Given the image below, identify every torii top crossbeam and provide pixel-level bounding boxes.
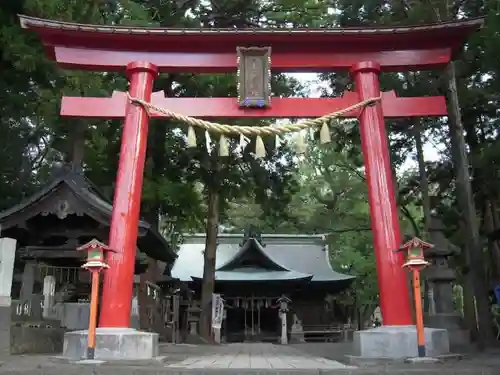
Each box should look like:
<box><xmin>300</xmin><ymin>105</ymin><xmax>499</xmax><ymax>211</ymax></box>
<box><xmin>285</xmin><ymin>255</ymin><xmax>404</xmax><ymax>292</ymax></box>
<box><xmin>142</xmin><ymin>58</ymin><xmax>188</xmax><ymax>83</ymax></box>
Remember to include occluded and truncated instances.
<box><xmin>19</xmin><ymin>15</ymin><xmax>483</xmax><ymax>73</ymax></box>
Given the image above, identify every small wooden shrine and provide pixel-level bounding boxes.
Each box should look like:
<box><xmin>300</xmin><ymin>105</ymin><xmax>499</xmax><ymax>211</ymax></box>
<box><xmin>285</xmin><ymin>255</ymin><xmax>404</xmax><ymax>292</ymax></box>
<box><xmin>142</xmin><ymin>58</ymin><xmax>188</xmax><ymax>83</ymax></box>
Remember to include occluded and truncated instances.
<box><xmin>0</xmin><ymin>165</ymin><xmax>177</xmax><ymax>304</ymax></box>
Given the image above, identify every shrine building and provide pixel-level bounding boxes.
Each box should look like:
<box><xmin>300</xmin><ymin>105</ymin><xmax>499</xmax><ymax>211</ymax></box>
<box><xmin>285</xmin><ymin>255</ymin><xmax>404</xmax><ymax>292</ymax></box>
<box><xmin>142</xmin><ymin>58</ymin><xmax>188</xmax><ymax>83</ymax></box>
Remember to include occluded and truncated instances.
<box><xmin>0</xmin><ymin>166</ymin><xmax>177</xmax><ymax>347</ymax></box>
<box><xmin>172</xmin><ymin>231</ymin><xmax>354</xmax><ymax>342</ymax></box>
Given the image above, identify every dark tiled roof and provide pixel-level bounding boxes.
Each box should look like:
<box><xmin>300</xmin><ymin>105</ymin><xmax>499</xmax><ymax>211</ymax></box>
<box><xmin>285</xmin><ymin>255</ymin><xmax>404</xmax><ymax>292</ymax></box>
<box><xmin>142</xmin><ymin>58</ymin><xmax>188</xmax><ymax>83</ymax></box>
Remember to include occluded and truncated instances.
<box><xmin>0</xmin><ymin>170</ymin><xmax>176</xmax><ymax>263</ymax></box>
<box><xmin>171</xmin><ymin>234</ymin><xmax>354</xmax><ymax>284</ymax></box>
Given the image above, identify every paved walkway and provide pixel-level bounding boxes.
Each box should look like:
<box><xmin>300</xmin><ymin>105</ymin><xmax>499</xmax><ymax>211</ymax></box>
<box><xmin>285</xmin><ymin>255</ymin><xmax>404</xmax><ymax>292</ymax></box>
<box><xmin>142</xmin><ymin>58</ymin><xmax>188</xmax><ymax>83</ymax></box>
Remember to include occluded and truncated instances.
<box><xmin>0</xmin><ymin>342</ymin><xmax>499</xmax><ymax>374</ymax></box>
<box><xmin>163</xmin><ymin>343</ymin><xmax>351</xmax><ymax>370</ymax></box>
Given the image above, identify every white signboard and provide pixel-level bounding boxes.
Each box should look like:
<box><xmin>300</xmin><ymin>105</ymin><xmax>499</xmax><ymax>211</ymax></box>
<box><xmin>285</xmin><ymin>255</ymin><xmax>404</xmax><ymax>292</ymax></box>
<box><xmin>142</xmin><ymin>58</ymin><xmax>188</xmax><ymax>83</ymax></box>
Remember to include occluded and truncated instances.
<box><xmin>212</xmin><ymin>293</ymin><xmax>224</xmax><ymax>329</ymax></box>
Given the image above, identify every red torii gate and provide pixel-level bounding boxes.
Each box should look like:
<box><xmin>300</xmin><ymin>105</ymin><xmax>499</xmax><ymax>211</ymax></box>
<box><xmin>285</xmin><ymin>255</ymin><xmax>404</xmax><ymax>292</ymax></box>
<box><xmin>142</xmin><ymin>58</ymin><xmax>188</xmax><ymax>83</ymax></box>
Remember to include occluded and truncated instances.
<box><xmin>20</xmin><ymin>16</ymin><xmax>482</xmax><ymax>330</ymax></box>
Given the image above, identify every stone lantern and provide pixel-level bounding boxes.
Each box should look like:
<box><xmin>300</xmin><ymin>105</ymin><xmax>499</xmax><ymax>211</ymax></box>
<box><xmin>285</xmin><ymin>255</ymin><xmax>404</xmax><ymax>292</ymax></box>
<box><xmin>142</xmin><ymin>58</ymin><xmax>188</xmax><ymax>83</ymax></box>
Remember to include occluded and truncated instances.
<box><xmin>186</xmin><ymin>301</ymin><xmax>202</xmax><ymax>341</ymax></box>
<box><xmin>424</xmin><ymin>216</ymin><xmax>468</xmax><ymax>346</ymax></box>
<box><xmin>277</xmin><ymin>295</ymin><xmax>291</xmax><ymax>344</ymax></box>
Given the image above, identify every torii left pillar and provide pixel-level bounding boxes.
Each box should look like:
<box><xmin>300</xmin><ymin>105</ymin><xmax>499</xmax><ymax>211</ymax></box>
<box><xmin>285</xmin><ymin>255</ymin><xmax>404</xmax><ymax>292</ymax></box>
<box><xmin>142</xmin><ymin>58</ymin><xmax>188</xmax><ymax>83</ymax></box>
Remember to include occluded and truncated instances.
<box><xmin>64</xmin><ymin>62</ymin><xmax>161</xmax><ymax>361</ymax></box>
<box><xmin>99</xmin><ymin>62</ymin><xmax>157</xmax><ymax>328</ymax></box>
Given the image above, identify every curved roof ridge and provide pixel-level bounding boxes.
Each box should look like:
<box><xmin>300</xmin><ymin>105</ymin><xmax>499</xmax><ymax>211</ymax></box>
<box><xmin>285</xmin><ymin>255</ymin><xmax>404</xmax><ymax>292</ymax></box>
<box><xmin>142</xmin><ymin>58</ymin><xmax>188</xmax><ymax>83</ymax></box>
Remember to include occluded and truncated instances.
<box><xmin>216</xmin><ymin>237</ymin><xmax>291</xmax><ymax>272</ymax></box>
<box><xmin>192</xmin><ymin>268</ymin><xmax>314</xmax><ymax>282</ymax></box>
<box><xmin>322</xmin><ymin>242</ymin><xmax>352</xmax><ymax>278</ymax></box>
<box><xmin>262</xmin><ymin>241</ymin><xmax>354</xmax><ymax>282</ymax></box>
<box><xmin>0</xmin><ymin>175</ymin><xmax>65</xmax><ymax>221</ymax></box>
<box><xmin>315</xmin><ymin>248</ymin><xmax>355</xmax><ymax>281</ymax></box>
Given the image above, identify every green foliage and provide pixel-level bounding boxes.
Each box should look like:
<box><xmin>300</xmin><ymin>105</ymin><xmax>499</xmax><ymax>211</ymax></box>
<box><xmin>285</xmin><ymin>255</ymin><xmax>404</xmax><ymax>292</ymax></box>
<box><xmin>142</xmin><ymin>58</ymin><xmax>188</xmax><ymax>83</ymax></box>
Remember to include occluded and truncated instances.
<box><xmin>0</xmin><ymin>0</ymin><xmax>304</xmax><ymax>239</ymax></box>
<box><xmin>224</xmin><ymin>139</ymin><xmax>380</xmax><ymax>321</ymax></box>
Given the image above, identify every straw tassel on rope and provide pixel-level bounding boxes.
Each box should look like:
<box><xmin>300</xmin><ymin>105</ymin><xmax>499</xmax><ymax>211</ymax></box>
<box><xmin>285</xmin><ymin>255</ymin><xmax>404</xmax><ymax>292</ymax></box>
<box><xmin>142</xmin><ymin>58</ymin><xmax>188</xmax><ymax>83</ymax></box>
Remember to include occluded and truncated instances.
<box><xmin>255</xmin><ymin>136</ymin><xmax>266</xmax><ymax>158</ymax></box>
<box><xmin>205</xmin><ymin>130</ymin><xmax>212</xmax><ymax>152</ymax></box>
<box><xmin>187</xmin><ymin>126</ymin><xmax>197</xmax><ymax>148</ymax></box>
<box><xmin>319</xmin><ymin>122</ymin><xmax>331</xmax><ymax>144</ymax></box>
<box><xmin>238</xmin><ymin>134</ymin><xmax>249</xmax><ymax>152</ymax></box>
<box><xmin>295</xmin><ymin>132</ymin><xmax>307</xmax><ymax>155</ymax></box>
<box><xmin>219</xmin><ymin>135</ymin><xmax>229</xmax><ymax>157</ymax></box>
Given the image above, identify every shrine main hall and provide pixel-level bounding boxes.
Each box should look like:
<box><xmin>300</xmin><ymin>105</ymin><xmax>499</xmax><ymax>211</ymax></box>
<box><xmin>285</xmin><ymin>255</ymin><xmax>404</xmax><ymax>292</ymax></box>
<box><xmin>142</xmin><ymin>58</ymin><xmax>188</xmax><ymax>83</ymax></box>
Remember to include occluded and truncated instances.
<box><xmin>172</xmin><ymin>232</ymin><xmax>354</xmax><ymax>343</ymax></box>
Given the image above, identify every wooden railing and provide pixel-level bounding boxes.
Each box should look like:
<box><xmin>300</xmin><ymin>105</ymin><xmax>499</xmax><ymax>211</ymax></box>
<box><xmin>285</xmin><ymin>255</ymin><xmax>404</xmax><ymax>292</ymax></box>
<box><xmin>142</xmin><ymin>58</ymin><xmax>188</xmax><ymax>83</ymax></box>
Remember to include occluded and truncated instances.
<box><xmin>35</xmin><ymin>265</ymin><xmax>84</xmax><ymax>285</ymax></box>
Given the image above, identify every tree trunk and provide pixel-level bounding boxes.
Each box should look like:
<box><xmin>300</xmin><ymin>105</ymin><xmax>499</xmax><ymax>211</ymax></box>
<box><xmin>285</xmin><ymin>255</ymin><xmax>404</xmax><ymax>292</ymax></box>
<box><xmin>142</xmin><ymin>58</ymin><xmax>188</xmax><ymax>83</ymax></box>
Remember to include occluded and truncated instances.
<box><xmin>199</xmin><ymin>187</ymin><xmax>220</xmax><ymax>341</ymax></box>
<box><xmin>492</xmin><ymin>200</ymin><xmax>500</xmax><ymax>232</ymax></box>
<box><xmin>391</xmin><ymin>165</ymin><xmax>416</xmax><ymax>322</ymax></box>
<box><xmin>491</xmin><ymin>200</ymin><xmax>500</xmax><ymax>279</ymax></box>
<box><xmin>413</xmin><ymin>122</ymin><xmax>432</xmax><ymax>230</ymax></box>
<box><xmin>137</xmin><ymin>76</ymin><xmax>174</xmax><ymax>331</ymax></box>
<box><xmin>461</xmin><ymin>273</ymin><xmax>478</xmax><ymax>340</ymax></box>
<box><xmin>445</xmin><ymin>62</ymin><xmax>493</xmax><ymax>348</ymax></box>
<box><xmin>413</xmin><ymin>121</ymin><xmax>433</xmax><ymax>312</ymax></box>
<box><xmin>69</xmin><ymin>121</ymin><xmax>85</xmax><ymax>171</ymax></box>
<box><xmin>484</xmin><ymin>200</ymin><xmax>500</xmax><ymax>281</ymax></box>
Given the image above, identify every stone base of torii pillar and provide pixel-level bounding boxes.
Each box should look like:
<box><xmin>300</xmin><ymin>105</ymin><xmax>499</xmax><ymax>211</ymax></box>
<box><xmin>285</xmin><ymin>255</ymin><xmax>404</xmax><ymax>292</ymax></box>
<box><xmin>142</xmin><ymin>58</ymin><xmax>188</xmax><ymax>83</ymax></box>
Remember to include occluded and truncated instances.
<box><xmin>349</xmin><ymin>325</ymin><xmax>450</xmax><ymax>360</ymax></box>
<box><xmin>63</xmin><ymin>328</ymin><xmax>158</xmax><ymax>360</ymax></box>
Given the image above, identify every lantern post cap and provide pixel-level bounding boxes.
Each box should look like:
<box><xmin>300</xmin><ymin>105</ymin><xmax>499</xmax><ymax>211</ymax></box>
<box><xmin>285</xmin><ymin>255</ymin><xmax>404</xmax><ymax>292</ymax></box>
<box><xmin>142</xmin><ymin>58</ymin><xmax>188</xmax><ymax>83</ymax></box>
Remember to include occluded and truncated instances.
<box><xmin>76</xmin><ymin>238</ymin><xmax>115</xmax><ymax>253</ymax></box>
<box><xmin>277</xmin><ymin>295</ymin><xmax>291</xmax><ymax>303</ymax></box>
<box><xmin>394</xmin><ymin>237</ymin><xmax>434</xmax><ymax>253</ymax></box>
<box><xmin>395</xmin><ymin>237</ymin><xmax>432</xmax><ymax>270</ymax></box>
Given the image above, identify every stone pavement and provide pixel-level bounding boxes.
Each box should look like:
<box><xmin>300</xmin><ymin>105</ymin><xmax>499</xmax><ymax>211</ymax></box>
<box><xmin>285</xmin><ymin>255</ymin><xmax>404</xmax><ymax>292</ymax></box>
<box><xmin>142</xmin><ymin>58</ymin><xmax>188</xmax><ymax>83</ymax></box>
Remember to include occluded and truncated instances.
<box><xmin>0</xmin><ymin>342</ymin><xmax>498</xmax><ymax>375</ymax></box>
<box><xmin>163</xmin><ymin>343</ymin><xmax>351</xmax><ymax>370</ymax></box>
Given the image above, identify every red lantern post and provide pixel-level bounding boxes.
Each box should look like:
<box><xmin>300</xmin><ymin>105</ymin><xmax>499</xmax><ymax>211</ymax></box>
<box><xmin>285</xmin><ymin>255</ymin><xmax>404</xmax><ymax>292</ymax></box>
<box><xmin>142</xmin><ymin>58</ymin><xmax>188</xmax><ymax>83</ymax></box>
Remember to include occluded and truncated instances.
<box><xmin>77</xmin><ymin>239</ymin><xmax>114</xmax><ymax>360</ymax></box>
<box><xmin>396</xmin><ymin>237</ymin><xmax>432</xmax><ymax>357</ymax></box>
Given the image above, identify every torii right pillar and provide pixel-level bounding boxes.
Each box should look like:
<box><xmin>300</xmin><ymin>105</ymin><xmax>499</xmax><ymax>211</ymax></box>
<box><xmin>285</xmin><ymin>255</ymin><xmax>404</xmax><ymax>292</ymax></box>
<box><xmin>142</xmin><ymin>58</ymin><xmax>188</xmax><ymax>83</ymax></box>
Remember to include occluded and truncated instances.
<box><xmin>349</xmin><ymin>62</ymin><xmax>450</xmax><ymax>361</ymax></box>
<box><xmin>351</xmin><ymin>61</ymin><xmax>413</xmax><ymax>326</ymax></box>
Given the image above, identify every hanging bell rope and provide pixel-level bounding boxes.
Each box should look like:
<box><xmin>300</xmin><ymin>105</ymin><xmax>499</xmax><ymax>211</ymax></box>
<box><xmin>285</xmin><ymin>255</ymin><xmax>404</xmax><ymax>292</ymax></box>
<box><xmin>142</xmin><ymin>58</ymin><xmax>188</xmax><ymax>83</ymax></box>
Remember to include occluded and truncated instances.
<box><xmin>127</xmin><ymin>93</ymin><xmax>381</xmax><ymax>156</ymax></box>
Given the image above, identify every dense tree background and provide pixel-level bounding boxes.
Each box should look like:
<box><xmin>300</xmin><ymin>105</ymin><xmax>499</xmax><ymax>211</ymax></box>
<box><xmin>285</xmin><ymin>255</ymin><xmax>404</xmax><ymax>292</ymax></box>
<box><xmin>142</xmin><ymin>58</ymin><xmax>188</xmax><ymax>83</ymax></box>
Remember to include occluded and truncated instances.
<box><xmin>1</xmin><ymin>0</ymin><xmax>499</xmax><ymax>345</ymax></box>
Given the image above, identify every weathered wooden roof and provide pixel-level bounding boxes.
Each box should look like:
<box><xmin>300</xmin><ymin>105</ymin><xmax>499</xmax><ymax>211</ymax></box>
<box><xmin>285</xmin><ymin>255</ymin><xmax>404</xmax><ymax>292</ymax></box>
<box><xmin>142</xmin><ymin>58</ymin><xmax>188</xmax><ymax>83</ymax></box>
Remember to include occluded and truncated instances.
<box><xmin>19</xmin><ymin>15</ymin><xmax>482</xmax><ymax>39</ymax></box>
<box><xmin>19</xmin><ymin>15</ymin><xmax>483</xmax><ymax>55</ymax></box>
<box><xmin>18</xmin><ymin>15</ymin><xmax>483</xmax><ymax>72</ymax></box>
<box><xmin>0</xmin><ymin>169</ymin><xmax>176</xmax><ymax>263</ymax></box>
<box><xmin>172</xmin><ymin>234</ymin><xmax>354</xmax><ymax>288</ymax></box>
